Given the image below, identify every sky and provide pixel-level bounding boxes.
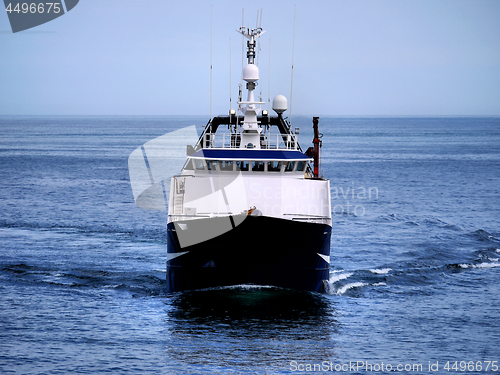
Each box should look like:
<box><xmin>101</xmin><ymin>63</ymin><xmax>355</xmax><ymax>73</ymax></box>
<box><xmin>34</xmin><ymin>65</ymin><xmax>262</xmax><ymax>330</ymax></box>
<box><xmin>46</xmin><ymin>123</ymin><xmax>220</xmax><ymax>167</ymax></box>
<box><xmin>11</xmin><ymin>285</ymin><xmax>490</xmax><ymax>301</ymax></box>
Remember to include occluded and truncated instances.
<box><xmin>0</xmin><ymin>0</ymin><xmax>499</xmax><ymax>116</ymax></box>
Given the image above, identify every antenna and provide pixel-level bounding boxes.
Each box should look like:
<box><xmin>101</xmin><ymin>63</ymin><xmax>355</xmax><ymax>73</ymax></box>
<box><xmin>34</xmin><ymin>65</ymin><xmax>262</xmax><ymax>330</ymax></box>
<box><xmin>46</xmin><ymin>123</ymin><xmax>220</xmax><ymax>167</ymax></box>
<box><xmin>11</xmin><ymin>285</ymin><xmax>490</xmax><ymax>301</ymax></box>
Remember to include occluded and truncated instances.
<box><xmin>241</xmin><ymin>9</ymin><xmax>245</xmax><ymax>75</ymax></box>
<box><xmin>210</xmin><ymin>5</ymin><xmax>213</xmax><ymax>130</ymax></box>
<box><xmin>257</xmin><ymin>9</ymin><xmax>263</xmax><ymax>102</ymax></box>
<box><xmin>229</xmin><ymin>38</ymin><xmax>232</xmax><ymax>118</ymax></box>
<box><xmin>290</xmin><ymin>5</ymin><xmax>296</xmax><ymax>126</ymax></box>
<box><xmin>255</xmin><ymin>9</ymin><xmax>263</xmax><ymax>65</ymax></box>
<box><xmin>268</xmin><ymin>38</ymin><xmax>271</xmax><ymax>113</ymax></box>
<box><xmin>238</xmin><ymin>8</ymin><xmax>244</xmax><ymax>125</ymax></box>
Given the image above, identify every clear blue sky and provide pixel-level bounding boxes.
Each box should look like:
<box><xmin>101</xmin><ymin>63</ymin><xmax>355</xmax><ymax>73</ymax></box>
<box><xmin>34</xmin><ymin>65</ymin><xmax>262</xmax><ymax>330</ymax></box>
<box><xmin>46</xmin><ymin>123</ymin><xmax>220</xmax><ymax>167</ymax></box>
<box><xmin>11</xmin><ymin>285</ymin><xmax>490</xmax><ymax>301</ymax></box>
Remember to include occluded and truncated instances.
<box><xmin>1</xmin><ymin>0</ymin><xmax>499</xmax><ymax>116</ymax></box>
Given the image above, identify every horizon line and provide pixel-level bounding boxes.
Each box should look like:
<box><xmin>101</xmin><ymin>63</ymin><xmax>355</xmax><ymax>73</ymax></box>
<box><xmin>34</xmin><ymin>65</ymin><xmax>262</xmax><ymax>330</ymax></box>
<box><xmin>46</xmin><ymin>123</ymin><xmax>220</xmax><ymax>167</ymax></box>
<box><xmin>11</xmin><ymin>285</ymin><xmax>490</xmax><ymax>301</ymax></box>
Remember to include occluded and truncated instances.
<box><xmin>1</xmin><ymin>114</ymin><xmax>500</xmax><ymax>118</ymax></box>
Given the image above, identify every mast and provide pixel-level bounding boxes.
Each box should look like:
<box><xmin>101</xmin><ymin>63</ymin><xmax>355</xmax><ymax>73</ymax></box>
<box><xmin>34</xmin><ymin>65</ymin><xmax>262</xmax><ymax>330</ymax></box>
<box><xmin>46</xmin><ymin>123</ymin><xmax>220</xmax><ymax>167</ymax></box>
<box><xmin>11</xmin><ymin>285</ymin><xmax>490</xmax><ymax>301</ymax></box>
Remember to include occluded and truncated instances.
<box><xmin>236</xmin><ymin>26</ymin><xmax>266</xmax><ymax>149</ymax></box>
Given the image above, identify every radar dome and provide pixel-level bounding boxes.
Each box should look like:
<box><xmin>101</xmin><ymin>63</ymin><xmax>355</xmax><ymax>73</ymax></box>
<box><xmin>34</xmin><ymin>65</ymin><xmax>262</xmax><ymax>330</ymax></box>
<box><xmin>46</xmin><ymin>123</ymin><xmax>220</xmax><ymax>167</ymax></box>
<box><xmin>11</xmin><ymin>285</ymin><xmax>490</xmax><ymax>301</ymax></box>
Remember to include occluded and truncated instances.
<box><xmin>272</xmin><ymin>95</ymin><xmax>288</xmax><ymax>114</ymax></box>
<box><xmin>243</xmin><ymin>64</ymin><xmax>259</xmax><ymax>82</ymax></box>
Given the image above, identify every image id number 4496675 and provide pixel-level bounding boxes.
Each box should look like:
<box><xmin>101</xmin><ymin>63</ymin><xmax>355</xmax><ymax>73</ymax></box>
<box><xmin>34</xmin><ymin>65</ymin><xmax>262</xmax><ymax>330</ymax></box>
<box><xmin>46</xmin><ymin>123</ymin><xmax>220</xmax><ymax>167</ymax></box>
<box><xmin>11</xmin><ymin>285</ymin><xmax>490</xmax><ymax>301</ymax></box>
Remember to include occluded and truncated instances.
<box><xmin>444</xmin><ymin>361</ymin><xmax>498</xmax><ymax>372</ymax></box>
<box><xmin>5</xmin><ymin>2</ymin><xmax>61</xmax><ymax>13</ymax></box>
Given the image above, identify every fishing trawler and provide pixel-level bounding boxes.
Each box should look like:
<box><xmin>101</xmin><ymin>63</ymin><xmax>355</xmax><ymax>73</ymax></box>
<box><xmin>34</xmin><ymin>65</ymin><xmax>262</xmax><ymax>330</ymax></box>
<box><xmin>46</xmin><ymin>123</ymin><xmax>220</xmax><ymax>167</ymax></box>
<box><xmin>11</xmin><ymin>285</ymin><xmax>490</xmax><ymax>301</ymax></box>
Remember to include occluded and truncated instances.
<box><xmin>129</xmin><ymin>25</ymin><xmax>332</xmax><ymax>293</ymax></box>
<box><xmin>165</xmin><ymin>25</ymin><xmax>331</xmax><ymax>293</ymax></box>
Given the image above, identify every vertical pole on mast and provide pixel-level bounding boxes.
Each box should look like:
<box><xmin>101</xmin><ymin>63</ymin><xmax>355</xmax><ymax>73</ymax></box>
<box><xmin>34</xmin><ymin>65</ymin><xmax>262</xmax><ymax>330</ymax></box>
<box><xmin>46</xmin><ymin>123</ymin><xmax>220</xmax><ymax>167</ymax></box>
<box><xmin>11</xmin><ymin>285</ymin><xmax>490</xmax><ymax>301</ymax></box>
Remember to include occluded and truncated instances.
<box><xmin>268</xmin><ymin>38</ymin><xmax>271</xmax><ymax>114</ymax></box>
<box><xmin>290</xmin><ymin>5</ymin><xmax>296</xmax><ymax>127</ymax></box>
<box><xmin>209</xmin><ymin>5</ymin><xmax>213</xmax><ymax>133</ymax></box>
<box><xmin>229</xmin><ymin>38</ymin><xmax>232</xmax><ymax>121</ymax></box>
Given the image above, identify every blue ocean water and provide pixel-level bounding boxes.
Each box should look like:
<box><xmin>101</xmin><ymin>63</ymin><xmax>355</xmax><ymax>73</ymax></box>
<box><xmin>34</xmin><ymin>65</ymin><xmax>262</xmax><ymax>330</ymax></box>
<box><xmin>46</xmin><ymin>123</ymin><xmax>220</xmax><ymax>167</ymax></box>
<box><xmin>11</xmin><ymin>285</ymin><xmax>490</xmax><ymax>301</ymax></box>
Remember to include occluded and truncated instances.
<box><xmin>1</xmin><ymin>116</ymin><xmax>499</xmax><ymax>374</ymax></box>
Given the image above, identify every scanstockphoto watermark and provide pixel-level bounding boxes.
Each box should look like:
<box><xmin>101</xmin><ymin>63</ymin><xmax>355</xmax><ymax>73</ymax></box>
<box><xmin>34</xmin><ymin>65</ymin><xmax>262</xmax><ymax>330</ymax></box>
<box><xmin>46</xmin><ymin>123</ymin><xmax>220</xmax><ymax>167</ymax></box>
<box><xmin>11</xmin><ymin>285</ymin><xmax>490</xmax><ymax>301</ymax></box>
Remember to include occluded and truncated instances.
<box><xmin>290</xmin><ymin>361</ymin><xmax>425</xmax><ymax>372</ymax></box>
<box><xmin>290</xmin><ymin>360</ymin><xmax>499</xmax><ymax>373</ymax></box>
<box><xmin>331</xmin><ymin>184</ymin><xmax>379</xmax><ymax>217</ymax></box>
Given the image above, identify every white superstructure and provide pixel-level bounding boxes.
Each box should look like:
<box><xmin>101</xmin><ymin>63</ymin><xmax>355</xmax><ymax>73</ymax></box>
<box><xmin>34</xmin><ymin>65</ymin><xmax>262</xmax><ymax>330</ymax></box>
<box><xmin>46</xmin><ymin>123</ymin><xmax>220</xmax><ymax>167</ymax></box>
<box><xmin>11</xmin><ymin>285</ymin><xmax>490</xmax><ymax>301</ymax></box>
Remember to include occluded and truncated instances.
<box><xmin>167</xmin><ymin>26</ymin><xmax>331</xmax><ymax>235</ymax></box>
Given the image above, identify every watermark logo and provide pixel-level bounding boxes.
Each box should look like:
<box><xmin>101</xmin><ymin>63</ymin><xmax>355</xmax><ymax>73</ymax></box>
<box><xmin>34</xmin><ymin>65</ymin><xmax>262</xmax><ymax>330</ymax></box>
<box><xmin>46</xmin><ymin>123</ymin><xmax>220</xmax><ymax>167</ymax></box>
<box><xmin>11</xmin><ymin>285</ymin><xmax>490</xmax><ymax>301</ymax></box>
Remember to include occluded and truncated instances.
<box><xmin>331</xmin><ymin>184</ymin><xmax>379</xmax><ymax>217</ymax></box>
<box><xmin>4</xmin><ymin>0</ymin><xmax>79</xmax><ymax>33</ymax></box>
<box><xmin>128</xmin><ymin>126</ymin><xmax>250</xmax><ymax>249</ymax></box>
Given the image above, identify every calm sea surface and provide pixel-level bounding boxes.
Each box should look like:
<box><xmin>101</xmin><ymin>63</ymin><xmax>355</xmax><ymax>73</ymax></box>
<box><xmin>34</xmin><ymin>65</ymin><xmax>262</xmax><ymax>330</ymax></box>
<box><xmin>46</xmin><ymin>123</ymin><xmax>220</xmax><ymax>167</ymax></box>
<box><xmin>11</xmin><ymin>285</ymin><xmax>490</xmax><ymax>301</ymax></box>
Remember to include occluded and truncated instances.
<box><xmin>1</xmin><ymin>116</ymin><xmax>499</xmax><ymax>374</ymax></box>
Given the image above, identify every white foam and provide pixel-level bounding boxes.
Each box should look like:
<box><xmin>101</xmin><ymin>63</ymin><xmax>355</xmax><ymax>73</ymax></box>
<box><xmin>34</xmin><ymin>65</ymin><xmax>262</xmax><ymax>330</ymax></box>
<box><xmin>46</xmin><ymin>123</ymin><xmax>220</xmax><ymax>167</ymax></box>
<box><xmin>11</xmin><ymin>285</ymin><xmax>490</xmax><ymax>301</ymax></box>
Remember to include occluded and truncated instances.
<box><xmin>336</xmin><ymin>282</ymin><xmax>367</xmax><ymax>295</ymax></box>
<box><xmin>369</xmin><ymin>268</ymin><xmax>392</xmax><ymax>275</ymax></box>
<box><xmin>372</xmin><ymin>282</ymin><xmax>387</xmax><ymax>286</ymax></box>
<box><xmin>329</xmin><ymin>272</ymin><xmax>353</xmax><ymax>284</ymax></box>
<box><xmin>323</xmin><ymin>273</ymin><xmax>353</xmax><ymax>295</ymax></box>
<box><xmin>473</xmin><ymin>262</ymin><xmax>500</xmax><ymax>269</ymax></box>
<box><xmin>460</xmin><ymin>262</ymin><xmax>500</xmax><ymax>269</ymax></box>
<box><xmin>496</xmin><ymin>249</ymin><xmax>500</xmax><ymax>253</ymax></box>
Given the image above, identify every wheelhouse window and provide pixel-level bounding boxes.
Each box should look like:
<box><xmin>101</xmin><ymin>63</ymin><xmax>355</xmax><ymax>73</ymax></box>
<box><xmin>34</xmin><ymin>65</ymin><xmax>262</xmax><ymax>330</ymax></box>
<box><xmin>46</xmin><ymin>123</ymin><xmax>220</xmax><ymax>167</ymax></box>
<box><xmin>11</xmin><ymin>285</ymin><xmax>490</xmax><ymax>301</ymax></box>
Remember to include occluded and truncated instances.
<box><xmin>195</xmin><ymin>159</ymin><xmax>205</xmax><ymax>170</ymax></box>
<box><xmin>296</xmin><ymin>161</ymin><xmax>306</xmax><ymax>172</ymax></box>
<box><xmin>252</xmin><ymin>161</ymin><xmax>265</xmax><ymax>172</ymax></box>
<box><xmin>284</xmin><ymin>161</ymin><xmax>295</xmax><ymax>172</ymax></box>
<box><xmin>220</xmin><ymin>160</ymin><xmax>234</xmax><ymax>171</ymax></box>
<box><xmin>206</xmin><ymin>160</ymin><xmax>218</xmax><ymax>171</ymax></box>
<box><xmin>267</xmin><ymin>161</ymin><xmax>282</xmax><ymax>172</ymax></box>
<box><xmin>236</xmin><ymin>161</ymin><xmax>249</xmax><ymax>171</ymax></box>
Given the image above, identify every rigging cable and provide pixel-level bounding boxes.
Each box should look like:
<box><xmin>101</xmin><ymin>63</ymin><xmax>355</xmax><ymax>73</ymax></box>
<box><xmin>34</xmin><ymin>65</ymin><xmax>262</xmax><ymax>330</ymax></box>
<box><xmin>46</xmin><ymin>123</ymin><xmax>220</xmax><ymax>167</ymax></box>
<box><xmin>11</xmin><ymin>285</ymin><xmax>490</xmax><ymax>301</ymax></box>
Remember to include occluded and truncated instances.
<box><xmin>209</xmin><ymin>5</ymin><xmax>213</xmax><ymax>132</ymax></box>
<box><xmin>257</xmin><ymin>9</ymin><xmax>263</xmax><ymax>103</ymax></box>
<box><xmin>268</xmin><ymin>38</ymin><xmax>271</xmax><ymax>114</ymax></box>
<box><xmin>237</xmin><ymin>8</ymin><xmax>244</xmax><ymax>128</ymax></box>
<box><xmin>229</xmin><ymin>37</ymin><xmax>232</xmax><ymax>127</ymax></box>
<box><xmin>289</xmin><ymin>5</ymin><xmax>296</xmax><ymax>127</ymax></box>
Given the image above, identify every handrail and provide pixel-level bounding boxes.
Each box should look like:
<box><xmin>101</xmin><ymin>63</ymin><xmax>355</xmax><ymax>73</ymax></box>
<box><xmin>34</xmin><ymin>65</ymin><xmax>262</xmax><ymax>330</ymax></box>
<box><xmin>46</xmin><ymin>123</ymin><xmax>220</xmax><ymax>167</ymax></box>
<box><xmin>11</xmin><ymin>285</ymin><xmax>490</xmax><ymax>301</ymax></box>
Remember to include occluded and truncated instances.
<box><xmin>202</xmin><ymin>132</ymin><xmax>298</xmax><ymax>150</ymax></box>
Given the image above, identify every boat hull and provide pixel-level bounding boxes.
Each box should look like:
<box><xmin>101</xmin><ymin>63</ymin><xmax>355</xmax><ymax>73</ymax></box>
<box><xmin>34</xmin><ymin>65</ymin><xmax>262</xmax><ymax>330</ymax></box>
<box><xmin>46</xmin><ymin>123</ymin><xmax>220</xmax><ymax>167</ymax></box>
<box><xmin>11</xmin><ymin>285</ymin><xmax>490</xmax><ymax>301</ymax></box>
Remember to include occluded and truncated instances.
<box><xmin>166</xmin><ymin>215</ymin><xmax>331</xmax><ymax>293</ymax></box>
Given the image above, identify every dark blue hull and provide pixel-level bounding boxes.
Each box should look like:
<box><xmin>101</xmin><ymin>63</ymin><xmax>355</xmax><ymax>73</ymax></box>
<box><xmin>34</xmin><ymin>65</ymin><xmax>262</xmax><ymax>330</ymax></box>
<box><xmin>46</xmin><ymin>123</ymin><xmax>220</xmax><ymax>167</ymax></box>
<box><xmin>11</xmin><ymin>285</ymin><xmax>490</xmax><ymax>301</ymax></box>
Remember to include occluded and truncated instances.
<box><xmin>166</xmin><ymin>215</ymin><xmax>331</xmax><ymax>293</ymax></box>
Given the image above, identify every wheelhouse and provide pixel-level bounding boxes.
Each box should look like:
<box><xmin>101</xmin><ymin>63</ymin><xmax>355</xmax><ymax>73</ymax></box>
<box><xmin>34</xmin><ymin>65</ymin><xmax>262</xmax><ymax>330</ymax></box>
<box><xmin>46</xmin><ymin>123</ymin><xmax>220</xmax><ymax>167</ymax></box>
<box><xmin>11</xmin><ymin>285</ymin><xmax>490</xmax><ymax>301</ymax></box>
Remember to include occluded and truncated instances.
<box><xmin>183</xmin><ymin>114</ymin><xmax>316</xmax><ymax>177</ymax></box>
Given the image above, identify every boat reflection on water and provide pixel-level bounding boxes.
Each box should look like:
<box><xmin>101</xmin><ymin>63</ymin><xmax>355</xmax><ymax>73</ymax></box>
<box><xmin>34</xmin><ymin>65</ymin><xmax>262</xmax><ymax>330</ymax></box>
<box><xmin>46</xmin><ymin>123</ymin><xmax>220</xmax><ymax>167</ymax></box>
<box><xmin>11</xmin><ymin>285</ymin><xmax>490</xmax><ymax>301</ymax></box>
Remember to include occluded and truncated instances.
<box><xmin>163</xmin><ymin>287</ymin><xmax>339</xmax><ymax>372</ymax></box>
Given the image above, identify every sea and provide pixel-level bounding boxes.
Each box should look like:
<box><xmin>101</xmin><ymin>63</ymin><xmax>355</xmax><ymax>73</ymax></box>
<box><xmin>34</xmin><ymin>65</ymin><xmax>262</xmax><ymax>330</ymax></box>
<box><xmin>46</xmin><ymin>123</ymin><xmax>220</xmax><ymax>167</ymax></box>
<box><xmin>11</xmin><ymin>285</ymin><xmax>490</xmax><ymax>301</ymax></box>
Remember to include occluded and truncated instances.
<box><xmin>1</xmin><ymin>116</ymin><xmax>499</xmax><ymax>374</ymax></box>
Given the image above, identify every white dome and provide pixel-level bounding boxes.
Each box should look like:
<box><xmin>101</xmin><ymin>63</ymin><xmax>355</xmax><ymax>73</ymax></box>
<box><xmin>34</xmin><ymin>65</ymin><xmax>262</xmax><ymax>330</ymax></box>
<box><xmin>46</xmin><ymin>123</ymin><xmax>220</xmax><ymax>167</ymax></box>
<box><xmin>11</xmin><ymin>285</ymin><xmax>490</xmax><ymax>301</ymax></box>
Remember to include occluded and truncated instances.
<box><xmin>272</xmin><ymin>95</ymin><xmax>288</xmax><ymax>114</ymax></box>
<box><xmin>243</xmin><ymin>64</ymin><xmax>259</xmax><ymax>82</ymax></box>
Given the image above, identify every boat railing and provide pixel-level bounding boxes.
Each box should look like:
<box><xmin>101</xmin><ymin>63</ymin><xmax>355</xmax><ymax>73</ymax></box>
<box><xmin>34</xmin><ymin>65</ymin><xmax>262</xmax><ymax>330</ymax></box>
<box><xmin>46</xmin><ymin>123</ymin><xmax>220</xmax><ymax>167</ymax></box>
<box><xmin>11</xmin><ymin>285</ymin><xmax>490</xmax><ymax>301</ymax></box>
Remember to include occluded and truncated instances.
<box><xmin>202</xmin><ymin>132</ymin><xmax>299</xmax><ymax>150</ymax></box>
